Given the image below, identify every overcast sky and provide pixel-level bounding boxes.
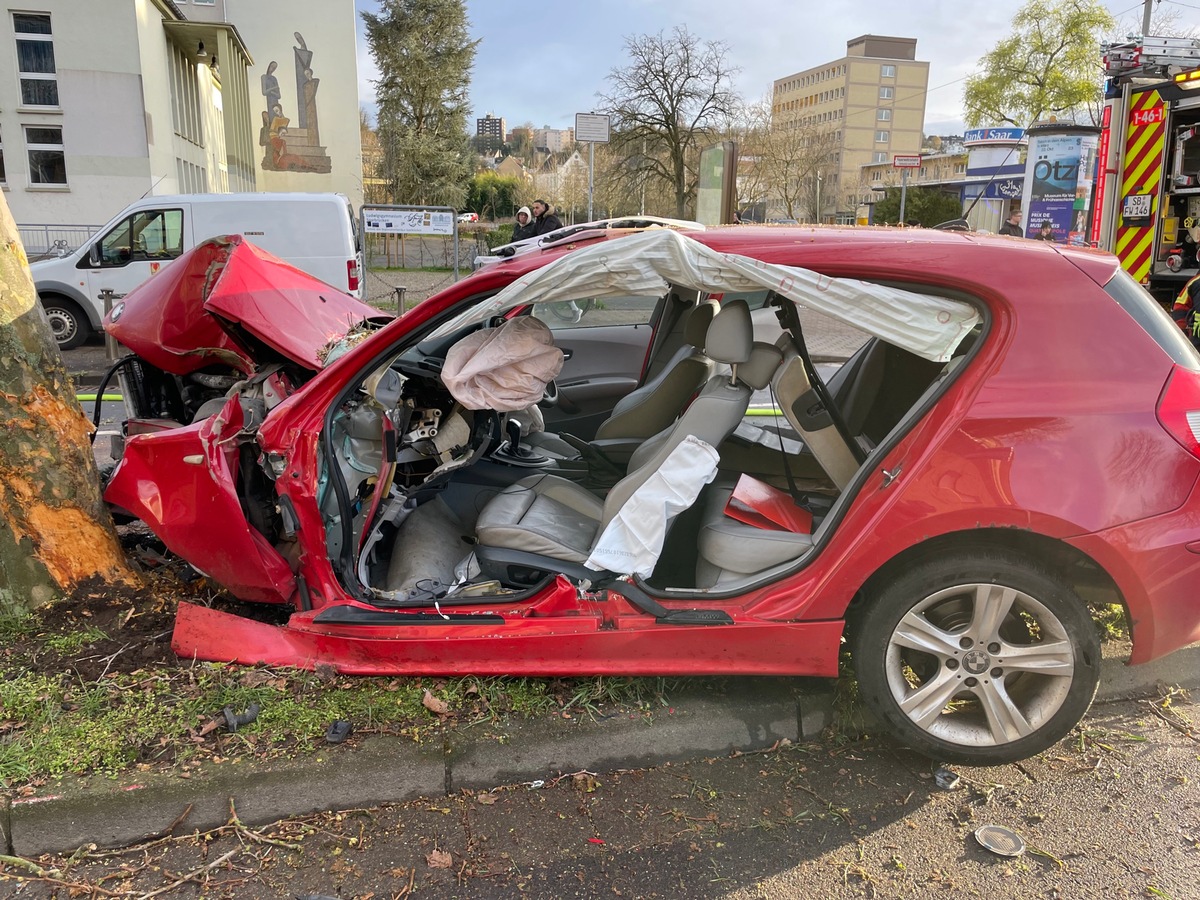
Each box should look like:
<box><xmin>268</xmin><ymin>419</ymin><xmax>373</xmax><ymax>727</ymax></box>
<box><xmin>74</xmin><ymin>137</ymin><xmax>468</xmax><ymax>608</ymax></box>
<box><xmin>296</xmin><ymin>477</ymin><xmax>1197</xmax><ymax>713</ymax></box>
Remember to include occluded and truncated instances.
<box><xmin>353</xmin><ymin>0</ymin><xmax>1162</xmax><ymax>135</ymax></box>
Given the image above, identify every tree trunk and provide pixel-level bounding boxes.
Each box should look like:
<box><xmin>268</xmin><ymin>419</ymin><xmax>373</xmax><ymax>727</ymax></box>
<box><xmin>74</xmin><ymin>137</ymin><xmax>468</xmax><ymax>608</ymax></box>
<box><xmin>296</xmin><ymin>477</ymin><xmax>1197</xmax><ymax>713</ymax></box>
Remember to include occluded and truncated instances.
<box><xmin>0</xmin><ymin>193</ymin><xmax>134</xmax><ymax>614</ymax></box>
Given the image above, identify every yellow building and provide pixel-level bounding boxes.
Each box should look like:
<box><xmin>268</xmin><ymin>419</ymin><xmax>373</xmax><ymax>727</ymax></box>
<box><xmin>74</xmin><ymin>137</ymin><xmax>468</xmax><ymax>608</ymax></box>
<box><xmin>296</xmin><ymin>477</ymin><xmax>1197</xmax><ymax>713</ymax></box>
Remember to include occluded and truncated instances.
<box><xmin>772</xmin><ymin>35</ymin><xmax>928</xmax><ymax>222</ymax></box>
<box><xmin>861</xmin><ymin>151</ymin><xmax>967</xmax><ymax>191</ymax></box>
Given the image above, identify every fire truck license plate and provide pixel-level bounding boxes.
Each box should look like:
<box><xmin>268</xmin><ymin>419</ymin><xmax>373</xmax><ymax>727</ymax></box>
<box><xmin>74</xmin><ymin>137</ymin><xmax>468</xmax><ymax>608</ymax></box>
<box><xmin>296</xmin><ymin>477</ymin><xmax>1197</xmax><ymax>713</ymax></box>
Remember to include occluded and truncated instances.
<box><xmin>1123</xmin><ymin>194</ymin><xmax>1153</xmax><ymax>218</ymax></box>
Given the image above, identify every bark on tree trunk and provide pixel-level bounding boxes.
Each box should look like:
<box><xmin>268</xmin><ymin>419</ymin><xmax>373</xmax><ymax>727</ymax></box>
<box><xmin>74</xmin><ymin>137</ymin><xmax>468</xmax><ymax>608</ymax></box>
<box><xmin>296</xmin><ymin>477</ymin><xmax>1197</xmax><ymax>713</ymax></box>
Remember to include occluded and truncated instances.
<box><xmin>0</xmin><ymin>193</ymin><xmax>134</xmax><ymax>614</ymax></box>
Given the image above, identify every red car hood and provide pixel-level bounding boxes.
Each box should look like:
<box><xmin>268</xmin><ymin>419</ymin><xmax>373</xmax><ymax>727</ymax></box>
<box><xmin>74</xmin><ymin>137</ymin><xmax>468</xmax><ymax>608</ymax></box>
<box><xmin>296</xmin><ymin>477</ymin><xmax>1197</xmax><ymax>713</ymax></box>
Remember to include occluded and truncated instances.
<box><xmin>104</xmin><ymin>235</ymin><xmax>384</xmax><ymax>375</ymax></box>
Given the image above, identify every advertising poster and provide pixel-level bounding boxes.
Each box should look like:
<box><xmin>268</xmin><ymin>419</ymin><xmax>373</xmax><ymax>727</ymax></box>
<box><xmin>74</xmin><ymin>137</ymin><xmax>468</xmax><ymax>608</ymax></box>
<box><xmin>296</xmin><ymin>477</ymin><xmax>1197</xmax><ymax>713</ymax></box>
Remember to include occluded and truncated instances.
<box><xmin>1021</xmin><ymin>129</ymin><xmax>1099</xmax><ymax>244</ymax></box>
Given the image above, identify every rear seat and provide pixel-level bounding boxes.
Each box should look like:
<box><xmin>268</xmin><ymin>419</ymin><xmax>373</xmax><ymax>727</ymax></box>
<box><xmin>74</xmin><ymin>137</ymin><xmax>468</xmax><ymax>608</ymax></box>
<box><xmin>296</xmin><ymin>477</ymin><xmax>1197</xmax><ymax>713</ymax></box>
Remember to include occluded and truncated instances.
<box><xmin>695</xmin><ymin>484</ymin><xmax>814</xmax><ymax>589</ymax></box>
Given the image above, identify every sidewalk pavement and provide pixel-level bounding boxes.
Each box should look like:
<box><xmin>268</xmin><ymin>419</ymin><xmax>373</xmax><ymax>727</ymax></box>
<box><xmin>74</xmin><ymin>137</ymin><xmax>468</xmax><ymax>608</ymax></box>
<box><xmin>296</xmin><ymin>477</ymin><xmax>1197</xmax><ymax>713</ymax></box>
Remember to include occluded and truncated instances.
<box><xmin>3</xmin><ymin>641</ymin><xmax>1196</xmax><ymax>858</ymax></box>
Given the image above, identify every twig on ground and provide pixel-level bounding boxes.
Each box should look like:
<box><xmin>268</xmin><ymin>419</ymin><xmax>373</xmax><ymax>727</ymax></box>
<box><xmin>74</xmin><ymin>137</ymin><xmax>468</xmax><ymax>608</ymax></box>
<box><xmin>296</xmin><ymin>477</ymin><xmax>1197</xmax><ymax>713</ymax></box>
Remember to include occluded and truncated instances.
<box><xmin>136</xmin><ymin>846</ymin><xmax>239</xmax><ymax>899</ymax></box>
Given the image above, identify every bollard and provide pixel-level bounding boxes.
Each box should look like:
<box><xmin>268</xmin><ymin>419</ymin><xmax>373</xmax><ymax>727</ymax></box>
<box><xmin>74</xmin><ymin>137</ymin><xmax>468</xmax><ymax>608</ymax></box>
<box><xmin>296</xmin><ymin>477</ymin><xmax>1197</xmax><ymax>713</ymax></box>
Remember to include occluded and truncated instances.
<box><xmin>98</xmin><ymin>289</ymin><xmax>126</xmax><ymax>361</ymax></box>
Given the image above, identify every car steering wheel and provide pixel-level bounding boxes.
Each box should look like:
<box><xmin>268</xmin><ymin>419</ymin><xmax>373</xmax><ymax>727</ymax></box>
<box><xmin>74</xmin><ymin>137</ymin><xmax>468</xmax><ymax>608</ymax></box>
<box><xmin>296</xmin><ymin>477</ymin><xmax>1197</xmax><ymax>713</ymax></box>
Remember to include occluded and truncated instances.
<box><xmin>539</xmin><ymin>379</ymin><xmax>560</xmax><ymax>408</ymax></box>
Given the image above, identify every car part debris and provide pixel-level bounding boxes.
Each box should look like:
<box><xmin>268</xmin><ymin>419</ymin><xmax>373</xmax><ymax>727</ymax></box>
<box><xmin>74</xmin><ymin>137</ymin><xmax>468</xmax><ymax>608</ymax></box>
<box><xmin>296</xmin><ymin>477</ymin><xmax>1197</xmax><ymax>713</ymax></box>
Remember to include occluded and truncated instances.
<box><xmin>974</xmin><ymin>824</ymin><xmax>1026</xmax><ymax>857</ymax></box>
<box><xmin>933</xmin><ymin>765</ymin><xmax>961</xmax><ymax>790</ymax></box>
<box><xmin>222</xmin><ymin>702</ymin><xmax>262</xmax><ymax>733</ymax></box>
<box><xmin>325</xmin><ymin>720</ymin><xmax>353</xmax><ymax>744</ymax></box>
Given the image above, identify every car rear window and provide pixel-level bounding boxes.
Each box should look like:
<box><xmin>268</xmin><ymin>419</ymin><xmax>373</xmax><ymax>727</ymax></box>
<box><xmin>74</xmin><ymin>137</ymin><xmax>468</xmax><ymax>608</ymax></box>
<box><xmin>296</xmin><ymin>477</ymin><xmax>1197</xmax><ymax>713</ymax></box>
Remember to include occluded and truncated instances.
<box><xmin>1104</xmin><ymin>269</ymin><xmax>1200</xmax><ymax>369</ymax></box>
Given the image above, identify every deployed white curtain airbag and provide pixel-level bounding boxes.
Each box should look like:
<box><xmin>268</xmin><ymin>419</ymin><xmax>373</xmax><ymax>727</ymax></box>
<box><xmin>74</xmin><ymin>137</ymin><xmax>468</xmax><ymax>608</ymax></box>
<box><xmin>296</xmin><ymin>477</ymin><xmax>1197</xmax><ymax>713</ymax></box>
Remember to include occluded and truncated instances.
<box><xmin>438</xmin><ymin>230</ymin><xmax>980</xmax><ymax>362</ymax></box>
<box><xmin>585</xmin><ymin>435</ymin><xmax>720</xmax><ymax>577</ymax></box>
<box><xmin>441</xmin><ymin>316</ymin><xmax>564</xmax><ymax>411</ymax></box>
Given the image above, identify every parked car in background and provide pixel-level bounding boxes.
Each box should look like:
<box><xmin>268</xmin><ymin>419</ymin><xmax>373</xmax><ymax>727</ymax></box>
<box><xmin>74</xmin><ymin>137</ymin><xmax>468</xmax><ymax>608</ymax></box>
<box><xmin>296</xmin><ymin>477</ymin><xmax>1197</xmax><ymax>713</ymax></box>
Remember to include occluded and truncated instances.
<box><xmin>457</xmin><ymin>212</ymin><xmax>479</xmax><ymax>223</ymax></box>
<box><xmin>29</xmin><ymin>192</ymin><xmax>363</xmax><ymax>349</ymax></box>
<box><xmin>103</xmin><ymin>224</ymin><xmax>1200</xmax><ymax>766</ymax></box>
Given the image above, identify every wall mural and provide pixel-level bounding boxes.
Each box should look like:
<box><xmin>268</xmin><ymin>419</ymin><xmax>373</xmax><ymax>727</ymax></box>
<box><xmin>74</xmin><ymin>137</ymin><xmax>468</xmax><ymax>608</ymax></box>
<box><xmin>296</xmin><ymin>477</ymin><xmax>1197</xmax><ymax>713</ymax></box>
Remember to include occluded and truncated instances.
<box><xmin>258</xmin><ymin>32</ymin><xmax>331</xmax><ymax>174</ymax></box>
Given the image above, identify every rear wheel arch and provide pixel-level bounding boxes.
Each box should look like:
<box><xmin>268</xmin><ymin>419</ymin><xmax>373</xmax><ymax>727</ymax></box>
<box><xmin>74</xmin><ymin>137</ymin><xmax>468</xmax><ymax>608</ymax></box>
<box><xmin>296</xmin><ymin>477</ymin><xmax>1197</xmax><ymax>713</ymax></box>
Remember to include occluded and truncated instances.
<box><xmin>847</xmin><ymin>529</ymin><xmax>1129</xmax><ymax>648</ymax></box>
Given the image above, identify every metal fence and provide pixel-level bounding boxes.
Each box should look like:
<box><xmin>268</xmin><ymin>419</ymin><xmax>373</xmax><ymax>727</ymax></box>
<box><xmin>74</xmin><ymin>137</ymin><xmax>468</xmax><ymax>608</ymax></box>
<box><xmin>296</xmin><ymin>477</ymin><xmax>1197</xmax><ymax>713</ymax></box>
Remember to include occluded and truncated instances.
<box><xmin>18</xmin><ymin>223</ymin><xmax>102</xmax><ymax>259</ymax></box>
<box><xmin>364</xmin><ymin>231</ymin><xmax>492</xmax><ymax>271</ymax></box>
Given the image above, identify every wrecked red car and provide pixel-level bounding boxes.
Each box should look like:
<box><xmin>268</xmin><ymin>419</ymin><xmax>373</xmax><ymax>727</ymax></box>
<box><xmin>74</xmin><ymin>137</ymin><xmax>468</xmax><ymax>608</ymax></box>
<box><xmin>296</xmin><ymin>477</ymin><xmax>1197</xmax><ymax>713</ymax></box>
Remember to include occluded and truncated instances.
<box><xmin>102</xmin><ymin>224</ymin><xmax>1200</xmax><ymax>766</ymax></box>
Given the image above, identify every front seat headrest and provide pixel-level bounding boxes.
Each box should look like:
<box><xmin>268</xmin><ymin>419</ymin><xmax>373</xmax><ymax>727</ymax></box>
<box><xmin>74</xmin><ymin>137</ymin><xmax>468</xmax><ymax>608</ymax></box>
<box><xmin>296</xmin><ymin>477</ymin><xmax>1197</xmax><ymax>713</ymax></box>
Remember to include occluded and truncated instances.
<box><xmin>705</xmin><ymin>299</ymin><xmax>752</xmax><ymax>365</ymax></box>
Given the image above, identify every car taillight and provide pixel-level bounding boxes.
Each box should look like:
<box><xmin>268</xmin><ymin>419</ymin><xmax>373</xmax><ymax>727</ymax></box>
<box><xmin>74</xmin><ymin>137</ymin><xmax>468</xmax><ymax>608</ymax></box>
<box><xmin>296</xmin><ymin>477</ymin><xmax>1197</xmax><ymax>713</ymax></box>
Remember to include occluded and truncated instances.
<box><xmin>347</xmin><ymin>258</ymin><xmax>360</xmax><ymax>293</ymax></box>
<box><xmin>1156</xmin><ymin>364</ymin><xmax>1200</xmax><ymax>458</ymax></box>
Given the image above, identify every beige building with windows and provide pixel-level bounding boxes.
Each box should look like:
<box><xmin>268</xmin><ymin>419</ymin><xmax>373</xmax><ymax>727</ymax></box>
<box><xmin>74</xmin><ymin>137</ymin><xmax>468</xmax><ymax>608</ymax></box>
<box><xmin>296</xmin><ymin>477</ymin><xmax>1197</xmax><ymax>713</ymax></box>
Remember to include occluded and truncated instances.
<box><xmin>0</xmin><ymin>0</ymin><xmax>360</xmax><ymax>249</ymax></box>
<box><xmin>772</xmin><ymin>35</ymin><xmax>928</xmax><ymax>222</ymax></box>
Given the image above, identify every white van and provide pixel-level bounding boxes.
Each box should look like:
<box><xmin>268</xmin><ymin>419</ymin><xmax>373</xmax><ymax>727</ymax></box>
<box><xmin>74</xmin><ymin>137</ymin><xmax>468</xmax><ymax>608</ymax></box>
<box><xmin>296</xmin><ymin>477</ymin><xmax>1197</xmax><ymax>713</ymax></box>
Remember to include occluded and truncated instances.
<box><xmin>29</xmin><ymin>192</ymin><xmax>363</xmax><ymax>349</ymax></box>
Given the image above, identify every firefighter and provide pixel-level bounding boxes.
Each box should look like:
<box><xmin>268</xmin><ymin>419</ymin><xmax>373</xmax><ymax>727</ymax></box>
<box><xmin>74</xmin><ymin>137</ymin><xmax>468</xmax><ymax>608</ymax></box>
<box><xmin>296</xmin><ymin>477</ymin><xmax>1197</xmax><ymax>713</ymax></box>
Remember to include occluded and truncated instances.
<box><xmin>1172</xmin><ymin>272</ymin><xmax>1200</xmax><ymax>348</ymax></box>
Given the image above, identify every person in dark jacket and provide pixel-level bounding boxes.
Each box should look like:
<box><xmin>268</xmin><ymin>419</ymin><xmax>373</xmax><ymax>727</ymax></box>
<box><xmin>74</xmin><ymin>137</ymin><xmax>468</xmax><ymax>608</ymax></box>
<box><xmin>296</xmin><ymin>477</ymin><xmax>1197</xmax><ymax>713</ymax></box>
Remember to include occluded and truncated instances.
<box><xmin>511</xmin><ymin>206</ymin><xmax>536</xmax><ymax>242</ymax></box>
<box><xmin>532</xmin><ymin>199</ymin><xmax>563</xmax><ymax>235</ymax></box>
<box><xmin>1033</xmin><ymin>221</ymin><xmax>1056</xmax><ymax>241</ymax></box>
<box><xmin>999</xmin><ymin>210</ymin><xmax>1023</xmax><ymax>237</ymax></box>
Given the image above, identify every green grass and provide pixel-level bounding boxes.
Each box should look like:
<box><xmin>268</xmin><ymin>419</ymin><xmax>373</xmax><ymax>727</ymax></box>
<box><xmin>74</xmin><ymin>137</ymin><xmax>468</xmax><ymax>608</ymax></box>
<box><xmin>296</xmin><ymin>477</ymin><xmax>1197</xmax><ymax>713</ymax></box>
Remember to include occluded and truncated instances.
<box><xmin>42</xmin><ymin>626</ymin><xmax>109</xmax><ymax>656</ymax></box>
<box><xmin>0</xmin><ymin>659</ymin><xmax>694</xmax><ymax>789</ymax></box>
<box><xmin>1093</xmin><ymin>602</ymin><xmax>1130</xmax><ymax>641</ymax></box>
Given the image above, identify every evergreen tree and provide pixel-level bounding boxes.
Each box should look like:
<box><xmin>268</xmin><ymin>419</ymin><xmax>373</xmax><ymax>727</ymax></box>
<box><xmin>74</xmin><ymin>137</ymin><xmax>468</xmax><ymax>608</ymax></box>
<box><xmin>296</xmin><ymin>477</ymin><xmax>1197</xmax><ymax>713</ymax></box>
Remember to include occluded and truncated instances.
<box><xmin>364</xmin><ymin>0</ymin><xmax>478</xmax><ymax>208</ymax></box>
<box><xmin>872</xmin><ymin>186</ymin><xmax>963</xmax><ymax>228</ymax></box>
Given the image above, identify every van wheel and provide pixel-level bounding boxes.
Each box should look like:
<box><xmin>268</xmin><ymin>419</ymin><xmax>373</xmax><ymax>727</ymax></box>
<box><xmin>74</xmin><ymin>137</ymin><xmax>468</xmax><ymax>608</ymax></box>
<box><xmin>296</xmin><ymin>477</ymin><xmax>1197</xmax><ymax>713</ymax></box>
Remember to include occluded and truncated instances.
<box><xmin>41</xmin><ymin>295</ymin><xmax>90</xmax><ymax>350</ymax></box>
<box><xmin>851</xmin><ymin>550</ymin><xmax>1101</xmax><ymax>766</ymax></box>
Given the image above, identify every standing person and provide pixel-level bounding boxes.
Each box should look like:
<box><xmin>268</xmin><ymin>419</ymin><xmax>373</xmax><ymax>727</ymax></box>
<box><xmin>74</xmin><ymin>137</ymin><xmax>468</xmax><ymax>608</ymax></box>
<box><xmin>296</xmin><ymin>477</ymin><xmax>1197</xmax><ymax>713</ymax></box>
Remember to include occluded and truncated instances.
<box><xmin>532</xmin><ymin>199</ymin><xmax>563</xmax><ymax>235</ymax></box>
<box><xmin>1034</xmin><ymin>221</ymin><xmax>1056</xmax><ymax>241</ymax></box>
<box><xmin>999</xmin><ymin>210</ymin><xmax>1023</xmax><ymax>237</ymax></box>
<box><xmin>1173</xmin><ymin>272</ymin><xmax>1200</xmax><ymax>348</ymax></box>
<box><xmin>512</xmin><ymin>206</ymin><xmax>536</xmax><ymax>242</ymax></box>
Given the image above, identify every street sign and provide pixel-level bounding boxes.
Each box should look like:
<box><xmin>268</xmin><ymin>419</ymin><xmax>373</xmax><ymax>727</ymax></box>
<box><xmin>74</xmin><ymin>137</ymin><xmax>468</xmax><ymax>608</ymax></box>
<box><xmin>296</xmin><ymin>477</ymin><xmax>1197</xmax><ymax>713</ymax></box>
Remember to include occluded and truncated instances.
<box><xmin>361</xmin><ymin>207</ymin><xmax>454</xmax><ymax>236</ymax></box>
<box><xmin>575</xmin><ymin>113</ymin><xmax>611</xmax><ymax>144</ymax></box>
<box><xmin>893</xmin><ymin>154</ymin><xmax>922</xmax><ymax>168</ymax></box>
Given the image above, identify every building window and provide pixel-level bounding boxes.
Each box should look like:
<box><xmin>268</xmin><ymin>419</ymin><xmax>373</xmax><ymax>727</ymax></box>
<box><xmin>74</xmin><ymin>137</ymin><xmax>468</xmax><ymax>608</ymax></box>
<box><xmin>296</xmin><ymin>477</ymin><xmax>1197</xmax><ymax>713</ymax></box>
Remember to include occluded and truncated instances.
<box><xmin>13</xmin><ymin>13</ymin><xmax>59</xmax><ymax>107</ymax></box>
<box><xmin>881</xmin><ymin>64</ymin><xmax>896</xmax><ymax>78</ymax></box>
<box><xmin>877</xmin><ymin>109</ymin><xmax>892</xmax><ymax>121</ymax></box>
<box><xmin>25</xmin><ymin>125</ymin><xmax>66</xmax><ymax>185</ymax></box>
<box><xmin>875</xmin><ymin>130</ymin><xmax>890</xmax><ymax>143</ymax></box>
<box><xmin>168</xmin><ymin>42</ymin><xmax>204</xmax><ymax>146</ymax></box>
<box><xmin>880</xmin><ymin>86</ymin><xmax>894</xmax><ymax>99</ymax></box>
<box><xmin>872</xmin><ymin>151</ymin><xmax>888</xmax><ymax>163</ymax></box>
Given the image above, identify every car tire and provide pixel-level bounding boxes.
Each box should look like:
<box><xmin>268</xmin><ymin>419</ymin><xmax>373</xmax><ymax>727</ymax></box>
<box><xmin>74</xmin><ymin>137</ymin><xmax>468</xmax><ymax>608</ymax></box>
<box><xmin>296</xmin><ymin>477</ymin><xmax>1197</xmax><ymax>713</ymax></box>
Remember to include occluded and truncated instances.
<box><xmin>851</xmin><ymin>550</ymin><xmax>1101</xmax><ymax>766</ymax></box>
<box><xmin>41</xmin><ymin>295</ymin><xmax>90</xmax><ymax>350</ymax></box>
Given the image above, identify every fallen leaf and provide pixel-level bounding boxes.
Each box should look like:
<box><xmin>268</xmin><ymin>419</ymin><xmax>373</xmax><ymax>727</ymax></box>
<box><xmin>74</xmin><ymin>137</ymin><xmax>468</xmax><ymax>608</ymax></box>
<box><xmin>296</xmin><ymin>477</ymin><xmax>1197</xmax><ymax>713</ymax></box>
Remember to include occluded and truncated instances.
<box><xmin>427</xmin><ymin>848</ymin><xmax>453</xmax><ymax>869</ymax></box>
<box><xmin>423</xmin><ymin>689</ymin><xmax>451</xmax><ymax>716</ymax></box>
<box><xmin>476</xmin><ymin>793</ymin><xmax>498</xmax><ymax>805</ymax></box>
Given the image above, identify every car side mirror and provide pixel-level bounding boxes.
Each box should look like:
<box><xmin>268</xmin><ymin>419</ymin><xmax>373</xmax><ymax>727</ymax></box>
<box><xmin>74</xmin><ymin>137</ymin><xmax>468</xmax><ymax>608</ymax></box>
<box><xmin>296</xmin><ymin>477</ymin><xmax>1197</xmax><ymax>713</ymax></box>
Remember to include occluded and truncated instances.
<box><xmin>88</xmin><ymin>243</ymin><xmax>102</xmax><ymax>267</ymax></box>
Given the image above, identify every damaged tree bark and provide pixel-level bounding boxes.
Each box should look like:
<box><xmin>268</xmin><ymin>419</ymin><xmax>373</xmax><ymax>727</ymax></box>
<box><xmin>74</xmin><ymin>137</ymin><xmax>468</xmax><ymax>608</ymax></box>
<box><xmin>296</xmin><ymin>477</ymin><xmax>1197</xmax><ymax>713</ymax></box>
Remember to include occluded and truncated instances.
<box><xmin>0</xmin><ymin>193</ymin><xmax>133</xmax><ymax>613</ymax></box>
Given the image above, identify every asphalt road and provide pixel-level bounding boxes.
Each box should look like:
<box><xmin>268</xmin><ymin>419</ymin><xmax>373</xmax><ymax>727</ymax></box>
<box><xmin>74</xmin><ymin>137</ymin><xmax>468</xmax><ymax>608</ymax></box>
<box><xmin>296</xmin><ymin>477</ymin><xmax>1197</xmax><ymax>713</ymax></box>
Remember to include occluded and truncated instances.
<box><xmin>8</xmin><ymin>695</ymin><xmax>1197</xmax><ymax>899</ymax></box>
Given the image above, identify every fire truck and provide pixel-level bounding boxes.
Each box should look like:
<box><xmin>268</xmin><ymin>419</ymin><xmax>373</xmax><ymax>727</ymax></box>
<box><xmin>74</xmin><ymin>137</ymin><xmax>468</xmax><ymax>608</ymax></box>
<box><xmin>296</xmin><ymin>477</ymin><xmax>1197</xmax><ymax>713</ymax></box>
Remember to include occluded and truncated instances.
<box><xmin>1098</xmin><ymin>36</ymin><xmax>1200</xmax><ymax>302</ymax></box>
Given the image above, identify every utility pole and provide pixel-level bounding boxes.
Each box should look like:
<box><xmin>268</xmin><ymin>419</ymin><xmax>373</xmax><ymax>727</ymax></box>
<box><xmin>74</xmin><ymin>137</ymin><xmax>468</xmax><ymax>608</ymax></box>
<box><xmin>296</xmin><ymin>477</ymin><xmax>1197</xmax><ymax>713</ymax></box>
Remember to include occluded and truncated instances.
<box><xmin>1143</xmin><ymin>0</ymin><xmax>1154</xmax><ymax>36</ymax></box>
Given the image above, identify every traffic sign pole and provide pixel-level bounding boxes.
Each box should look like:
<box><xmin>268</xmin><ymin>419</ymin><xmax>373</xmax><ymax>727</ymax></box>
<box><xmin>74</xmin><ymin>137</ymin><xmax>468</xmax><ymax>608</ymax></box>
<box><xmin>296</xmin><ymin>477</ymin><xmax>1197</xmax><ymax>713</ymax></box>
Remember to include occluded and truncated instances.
<box><xmin>891</xmin><ymin>155</ymin><xmax>922</xmax><ymax>225</ymax></box>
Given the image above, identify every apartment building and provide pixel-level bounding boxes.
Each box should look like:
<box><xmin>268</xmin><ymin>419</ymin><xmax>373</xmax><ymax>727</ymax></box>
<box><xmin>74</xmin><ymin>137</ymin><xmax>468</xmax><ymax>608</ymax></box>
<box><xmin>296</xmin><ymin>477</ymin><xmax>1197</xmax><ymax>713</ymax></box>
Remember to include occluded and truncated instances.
<box><xmin>476</xmin><ymin>113</ymin><xmax>506</xmax><ymax>153</ymax></box>
<box><xmin>772</xmin><ymin>35</ymin><xmax>928</xmax><ymax>222</ymax></box>
<box><xmin>1</xmin><ymin>0</ymin><xmax>360</xmax><ymax>239</ymax></box>
<box><xmin>532</xmin><ymin>127</ymin><xmax>573</xmax><ymax>154</ymax></box>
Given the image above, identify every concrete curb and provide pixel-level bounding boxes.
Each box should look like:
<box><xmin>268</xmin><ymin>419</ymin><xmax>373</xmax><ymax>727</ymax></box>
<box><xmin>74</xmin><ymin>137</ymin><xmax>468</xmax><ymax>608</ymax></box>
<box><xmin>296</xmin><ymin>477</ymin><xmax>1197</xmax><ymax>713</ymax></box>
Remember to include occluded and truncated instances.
<box><xmin>5</xmin><ymin>648</ymin><xmax>1196</xmax><ymax>858</ymax></box>
<box><xmin>5</xmin><ymin>679</ymin><xmax>832</xmax><ymax>857</ymax></box>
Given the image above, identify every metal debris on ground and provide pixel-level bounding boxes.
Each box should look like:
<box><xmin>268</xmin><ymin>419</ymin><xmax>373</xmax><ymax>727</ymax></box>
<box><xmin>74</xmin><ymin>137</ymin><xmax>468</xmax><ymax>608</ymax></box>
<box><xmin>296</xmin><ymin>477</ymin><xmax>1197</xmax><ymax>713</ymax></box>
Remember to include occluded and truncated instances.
<box><xmin>974</xmin><ymin>823</ymin><xmax>1026</xmax><ymax>857</ymax></box>
<box><xmin>934</xmin><ymin>765</ymin><xmax>961</xmax><ymax>791</ymax></box>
